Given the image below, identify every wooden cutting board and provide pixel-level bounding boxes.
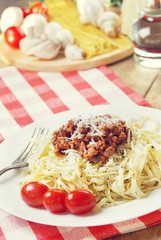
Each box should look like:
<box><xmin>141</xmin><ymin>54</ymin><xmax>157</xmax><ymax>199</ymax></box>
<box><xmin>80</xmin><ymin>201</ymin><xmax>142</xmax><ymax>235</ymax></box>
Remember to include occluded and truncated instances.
<box><xmin>0</xmin><ymin>34</ymin><xmax>133</xmax><ymax>72</ymax></box>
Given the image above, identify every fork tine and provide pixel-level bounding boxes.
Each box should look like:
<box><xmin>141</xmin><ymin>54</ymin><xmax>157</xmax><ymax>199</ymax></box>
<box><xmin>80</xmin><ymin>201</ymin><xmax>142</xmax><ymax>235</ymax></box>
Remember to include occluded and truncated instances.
<box><xmin>19</xmin><ymin>127</ymin><xmax>44</xmax><ymax>161</ymax></box>
<box><xmin>13</xmin><ymin>127</ymin><xmax>45</xmax><ymax>164</ymax></box>
<box><xmin>19</xmin><ymin>128</ymin><xmax>43</xmax><ymax>161</ymax></box>
<box><xmin>40</xmin><ymin>127</ymin><xmax>45</xmax><ymax>134</ymax></box>
<box><xmin>40</xmin><ymin>127</ymin><xmax>49</xmax><ymax>135</ymax></box>
<box><xmin>12</xmin><ymin>128</ymin><xmax>37</xmax><ymax>164</ymax></box>
<box><xmin>18</xmin><ymin>127</ymin><xmax>49</xmax><ymax>162</ymax></box>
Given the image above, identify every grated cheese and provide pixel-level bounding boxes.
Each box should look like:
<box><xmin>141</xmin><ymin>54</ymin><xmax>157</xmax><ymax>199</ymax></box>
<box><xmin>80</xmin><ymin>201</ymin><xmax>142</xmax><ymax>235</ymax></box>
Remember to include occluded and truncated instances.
<box><xmin>69</xmin><ymin>114</ymin><xmax>118</xmax><ymax>142</ymax></box>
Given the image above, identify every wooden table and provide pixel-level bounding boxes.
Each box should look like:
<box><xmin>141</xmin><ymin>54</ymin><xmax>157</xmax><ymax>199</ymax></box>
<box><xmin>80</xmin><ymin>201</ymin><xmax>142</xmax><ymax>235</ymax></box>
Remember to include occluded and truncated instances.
<box><xmin>0</xmin><ymin>1</ymin><xmax>161</xmax><ymax>240</ymax></box>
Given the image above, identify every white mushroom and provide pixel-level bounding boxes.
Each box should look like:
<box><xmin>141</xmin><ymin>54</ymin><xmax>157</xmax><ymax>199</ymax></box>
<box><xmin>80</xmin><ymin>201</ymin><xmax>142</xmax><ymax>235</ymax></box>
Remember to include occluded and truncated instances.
<box><xmin>0</xmin><ymin>7</ymin><xmax>23</xmax><ymax>32</ymax></box>
<box><xmin>27</xmin><ymin>40</ymin><xmax>61</xmax><ymax>60</ymax></box>
<box><xmin>55</xmin><ymin>29</ymin><xmax>74</xmax><ymax>48</ymax></box>
<box><xmin>77</xmin><ymin>0</ymin><xmax>87</xmax><ymax>15</ymax></box>
<box><xmin>64</xmin><ymin>44</ymin><xmax>84</xmax><ymax>60</ymax></box>
<box><xmin>97</xmin><ymin>11</ymin><xmax>121</xmax><ymax>37</ymax></box>
<box><xmin>21</xmin><ymin>13</ymin><xmax>47</xmax><ymax>38</ymax></box>
<box><xmin>44</xmin><ymin>22</ymin><xmax>63</xmax><ymax>41</ymax></box>
<box><xmin>77</xmin><ymin>0</ymin><xmax>105</xmax><ymax>26</ymax></box>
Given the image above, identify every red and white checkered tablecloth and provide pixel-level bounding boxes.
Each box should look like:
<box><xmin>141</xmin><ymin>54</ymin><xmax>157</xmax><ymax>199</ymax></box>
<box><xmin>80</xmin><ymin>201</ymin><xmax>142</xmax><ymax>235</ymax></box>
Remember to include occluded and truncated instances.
<box><xmin>0</xmin><ymin>65</ymin><xmax>161</xmax><ymax>240</ymax></box>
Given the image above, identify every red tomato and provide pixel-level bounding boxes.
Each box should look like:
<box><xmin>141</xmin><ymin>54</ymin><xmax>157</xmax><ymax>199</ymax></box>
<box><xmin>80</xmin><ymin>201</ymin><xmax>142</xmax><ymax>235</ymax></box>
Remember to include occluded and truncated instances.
<box><xmin>65</xmin><ymin>189</ymin><xmax>96</xmax><ymax>214</ymax></box>
<box><xmin>21</xmin><ymin>8</ymin><xmax>31</xmax><ymax>18</ymax></box>
<box><xmin>30</xmin><ymin>2</ymin><xmax>48</xmax><ymax>20</ymax></box>
<box><xmin>21</xmin><ymin>181</ymin><xmax>49</xmax><ymax>207</ymax></box>
<box><xmin>43</xmin><ymin>189</ymin><xmax>67</xmax><ymax>213</ymax></box>
<box><xmin>4</xmin><ymin>27</ymin><xmax>25</xmax><ymax>49</ymax></box>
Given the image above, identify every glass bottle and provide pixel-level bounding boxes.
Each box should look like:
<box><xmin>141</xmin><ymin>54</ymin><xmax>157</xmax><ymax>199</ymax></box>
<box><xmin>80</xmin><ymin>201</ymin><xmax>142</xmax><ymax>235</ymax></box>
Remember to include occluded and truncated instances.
<box><xmin>131</xmin><ymin>0</ymin><xmax>161</xmax><ymax>68</ymax></box>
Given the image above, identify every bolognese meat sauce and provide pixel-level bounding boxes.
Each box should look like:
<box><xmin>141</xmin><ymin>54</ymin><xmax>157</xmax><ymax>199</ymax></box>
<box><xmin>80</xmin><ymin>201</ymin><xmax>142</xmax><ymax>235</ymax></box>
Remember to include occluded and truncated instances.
<box><xmin>52</xmin><ymin>114</ymin><xmax>132</xmax><ymax>162</ymax></box>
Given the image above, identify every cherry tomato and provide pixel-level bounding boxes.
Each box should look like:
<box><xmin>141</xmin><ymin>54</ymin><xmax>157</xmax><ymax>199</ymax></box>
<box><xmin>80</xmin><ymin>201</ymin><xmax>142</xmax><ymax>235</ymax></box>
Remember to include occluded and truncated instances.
<box><xmin>21</xmin><ymin>181</ymin><xmax>49</xmax><ymax>207</ymax></box>
<box><xmin>4</xmin><ymin>27</ymin><xmax>25</xmax><ymax>49</ymax></box>
<box><xmin>43</xmin><ymin>189</ymin><xmax>67</xmax><ymax>213</ymax></box>
<box><xmin>65</xmin><ymin>189</ymin><xmax>96</xmax><ymax>214</ymax></box>
<box><xmin>21</xmin><ymin>8</ymin><xmax>31</xmax><ymax>18</ymax></box>
<box><xmin>30</xmin><ymin>2</ymin><xmax>48</xmax><ymax>20</ymax></box>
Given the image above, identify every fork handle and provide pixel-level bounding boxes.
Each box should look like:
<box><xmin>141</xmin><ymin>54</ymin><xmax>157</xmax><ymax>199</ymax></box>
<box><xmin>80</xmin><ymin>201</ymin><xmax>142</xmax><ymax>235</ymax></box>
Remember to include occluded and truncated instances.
<box><xmin>0</xmin><ymin>162</ymin><xmax>28</xmax><ymax>176</ymax></box>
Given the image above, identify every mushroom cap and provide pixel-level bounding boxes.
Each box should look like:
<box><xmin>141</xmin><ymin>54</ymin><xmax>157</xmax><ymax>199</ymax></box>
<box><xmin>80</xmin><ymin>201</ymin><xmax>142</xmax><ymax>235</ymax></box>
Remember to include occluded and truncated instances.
<box><xmin>55</xmin><ymin>29</ymin><xmax>74</xmax><ymax>48</ymax></box>
<box><xmin>21</xmin><ymin>13</ymin><xmax>47</xmax><ymax>38</ymax></box>
<box><xmin>44</xmin><ymin>22</ymin><xmax>63</xmax><ymax>40</ymax></box>
<box><xmin>97</xmin><ymin>11</ymin><xmax>120</xmax><ymax>28</ymax></box>
<box><xmin>65</xmin><ymin>44</ymin><xmax>84</xmax><ymax>60</ymax></box>
<box><xmin>0</xmin><ymin>6</ymin><xmax>23</xmax><ymax>32</ymax></box>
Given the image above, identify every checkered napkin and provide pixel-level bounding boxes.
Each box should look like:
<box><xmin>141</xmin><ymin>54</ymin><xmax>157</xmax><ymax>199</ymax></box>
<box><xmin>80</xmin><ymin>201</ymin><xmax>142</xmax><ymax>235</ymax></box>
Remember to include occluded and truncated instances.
<box><xmin>0</xmin><ymin>65</ymin><xmax>160</xmax><ymax>240</ymax></box>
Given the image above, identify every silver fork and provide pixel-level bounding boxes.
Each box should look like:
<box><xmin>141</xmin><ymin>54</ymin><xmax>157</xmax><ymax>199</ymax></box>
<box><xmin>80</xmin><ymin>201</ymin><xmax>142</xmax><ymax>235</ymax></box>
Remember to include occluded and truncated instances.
<box><xmin>0</xmin><ymin>127</ymin><xmax>49</xmax><ymax>176</ymax></box>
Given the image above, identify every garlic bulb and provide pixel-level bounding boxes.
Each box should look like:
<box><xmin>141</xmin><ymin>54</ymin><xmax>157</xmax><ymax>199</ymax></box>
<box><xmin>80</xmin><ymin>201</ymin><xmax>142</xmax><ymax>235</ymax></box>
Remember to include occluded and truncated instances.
<box><xmin>0</xmin><ymin>7</ymin><xmax>23</xmax><ymax>32</ymax></box>
<box><xmin>19</xmin><ymin>24</ymin><xmax>61</xmax><ymax>59</ymax></box>
<box><xmin>64</xmin><ymin>44</ymin><xmax>84</xmax><ymax>60</ymax></box>
<box><xmin>44</xmin><ymin>22</ymin><xmax>63</xmax><ymax>41</ymax></box>
<box><xmin>19</xmin><ymin>37</ymin><xmax>44</xmax><ymax>53</ymax></box>
<box><xmin>77</xmin><ymin>0</ymin><xmax>105</xmax><ymax>26</ymax></box>
<box><xmin>27</xmin><ymin>40</ymin><xmax>61</xmax><ymax>60</ymax></box>
<box><xmin>97</xmin><ymin>11</ymin><xmax>120</xmax><ymax>37</ymax></box>
<box><xmin>55</xmin><ymin>29</ymin><xmax>74</xmax><ymax>48</ymax></box>
<box><xmin>21</xmin><ymin>13</ymin><xmax>47</xmax><ymax>38</ymax></box>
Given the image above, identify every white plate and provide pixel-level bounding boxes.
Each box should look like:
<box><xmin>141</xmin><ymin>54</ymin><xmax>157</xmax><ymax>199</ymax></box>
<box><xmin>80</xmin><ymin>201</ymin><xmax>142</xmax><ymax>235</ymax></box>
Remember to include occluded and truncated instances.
<box><xmin>0</xmin><ymin>105</ymin><xmax>161</xmax><ymax>227</ymax></box>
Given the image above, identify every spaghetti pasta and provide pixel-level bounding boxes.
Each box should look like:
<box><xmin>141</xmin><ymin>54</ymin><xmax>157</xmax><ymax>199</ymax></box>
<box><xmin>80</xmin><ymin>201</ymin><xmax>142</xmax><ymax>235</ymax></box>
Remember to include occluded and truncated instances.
<box><xmin>19</xmin><ymin>116</ymin><xmax>161</xmax><ymax>210</ymax></box>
